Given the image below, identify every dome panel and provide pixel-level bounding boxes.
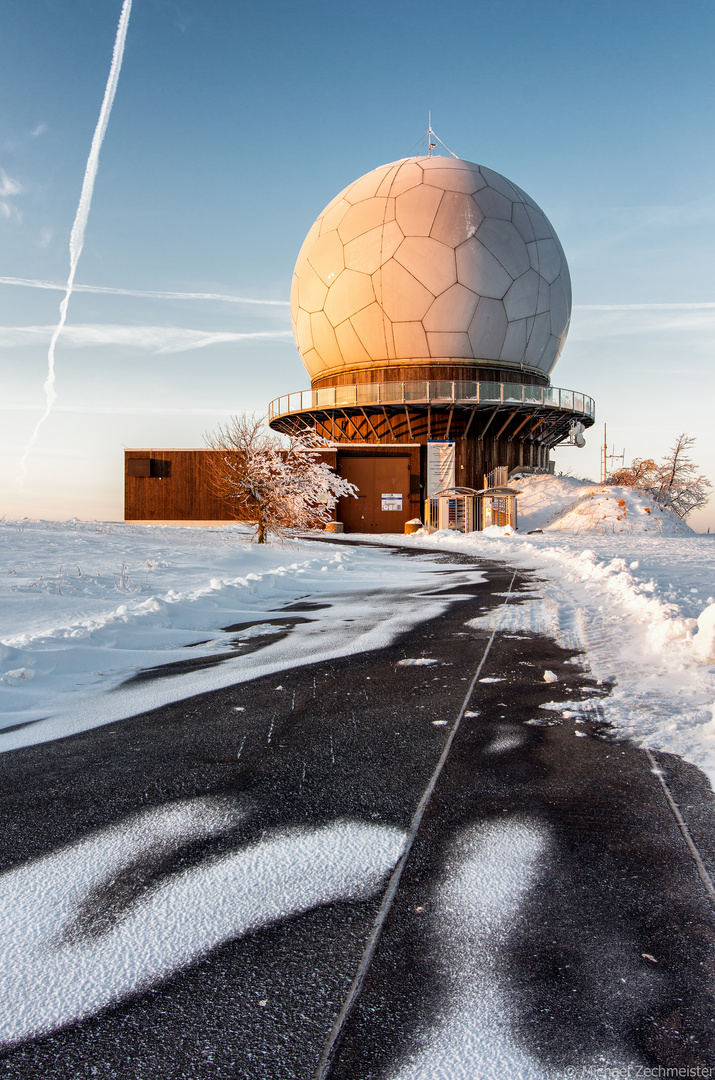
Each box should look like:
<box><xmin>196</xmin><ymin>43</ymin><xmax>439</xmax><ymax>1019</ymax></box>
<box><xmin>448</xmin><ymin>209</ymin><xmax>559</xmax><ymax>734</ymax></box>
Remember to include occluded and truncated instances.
<box><xmin>387</xmin><ymin>160</ymin><xmax>424</xmax><ymax>198</ymax></box>
<box><xmin>344</xmin><ymin>219</ymin><xmax>402</xmax><ymax>275</ymax></box>
<box><xmin>344</xmin><ymin>164</ymin><xmax>397</xmax><ymax>204</ymax></box>
<box><xmin>468</xmin><ymin>297</ymin><xmax>508</xmax><ymax>359</ymax></box>
<box><xmin>350</xmin><ymin>302</ymin><xmax>389</xmax><ymax>360</ymax></box>
<box><xmin>324</xmin><ymin>268</ymin><xmax>375</xmax><ymax>326</ymax></box>
<box><xmin>549</xmin><ymin>276</ymin><xmax>570</xmax><ymax>336</ymax></box>
<box><xmin>504</xmin><ymin>269</ymin><xmax>541</xmax><ymax>321</ymax></box>
<box><xmin>524</xmin><ymin>311</ymin><xmax>551</xmax><ymax>367</ymax></box>
<box><xmin>290</xmin><ymin>273</ymin><xmax>300</xmax><ymax>325</ymax></box>
<box><xmin>525</xmin><ymin>204</ymin><xmax>553</xmax><ymax>241</ymax></box>
<box><xmin>395</xmin><ymin>184</ymin><xmax>443</xmax><ymax>236</ymax></box>
<box><xmin>375</xmin><ymin>163</ymin><xmax>403</xmax><ymax>197</ymax></box>
<box><xmin>527</xmin><ymin>238</ymin><xmax>562</xmax><ymax>284</ymax></box>
<box><xmin>430</xmin><ymin>191</ymin><xmax>483</xmax><ymax>248</ymax></box>
<box><xmin>475</xmin><ymin>187</ymin><xmax>512</xmax><ymax>220</ymax></box>
<box><xmin>423</xmin><ymin>282</ymin><xmax>479</xmax><ymax>333</ymax></box>
<box><xmin>297</xmin><ymin>261</ymin><xmax>328</xmax><ymax>313</ymax></box>
<box><xmin>301</xmin><ymin>347</ymin><xmax>324</xmax><ymax>380</ymax></box>
<box><xmin>296</xmin><ymin>307</ymin><xmax>313</xmax><ymax>353</ymax></box>
<box><xmin>536</xmin><ymin>273</ymin><xmax>551</xmax><ymax>315</ymax></box>
<box><xmin>392</xmin><ymin>320</ymin><xmax>429</xmax><ymax>358</ymax></box>
<box><xmin>511</xmin><ymin>201</ymin><xmax>536</xmax><ymax>243</ymax></box>
<box><xmin>337</xmin><ymin>198</ymin><xmax>394</xmax><ymax>244</ymax></box>
<box><xmin>456</xmin><ymin>237</ymin><xmax>512</xmax><ymax>299</ymax></box>
<box><xmin>375</xmin><ymin>258</ymin><xmax>434</xmax><ymax>322</ymax></box>
<box><xmin>500</xmin><ymin>317</ymin><xmax>528</xmax><ymax>363</ymax></box>
<box><xmin>310</xmin><ymin>310</ymin><xmax>342</xmax><ymax>364</ymax></box>
<box><xmin>477</xmin><ymin>219</ymin><xmax>530</xmax><ymax>278</ymax></box>
<box><xmin>308</xmin><ymin>229</ymin><xmax>345</xmax><ymax>286</ymax></box>
<box><xmin>393</xmin><ymin>236</ymin><xmax>456</xmax><ymax>297</ymax></box>
<box><xmin>291</xmin><ymin>155</ymin><xmax>571</xmax><ymax>380</ymax></box>
<box><xmin>426</xmin><ymin>331</ymin><xmax>473</xmax><ymax>359</ymax></box>
<box><xmin>423</xmin><ymin>166</ymin><xmax>484</xmax><ymax>194</ymax></box>
<box><xmin>479</xmin><ymin>166</ymin><xmax>522</xmax><ymax>202</ymax></box>
<box><xmin>335</xmin><ymin>316</ymin><xmax>373</xmax><ymax>366</ymax></box>
<box><xmin>320</xmin><ymin>199</ymin><xmax>351</xmax><ymax>235</ymax></box>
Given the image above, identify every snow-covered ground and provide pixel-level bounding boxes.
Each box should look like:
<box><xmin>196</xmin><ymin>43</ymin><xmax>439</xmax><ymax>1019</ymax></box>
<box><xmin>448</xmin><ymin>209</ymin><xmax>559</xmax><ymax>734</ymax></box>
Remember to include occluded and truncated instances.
<box><xmin>1</xmin><ymin>477</ymin><xmax>714</xmax><ymax>789</ymax></box>
<box><xmin>0</xmin><ymin>519</ymin><xmax>482</xmax><ymax>751</ymax></box>
<box><xmin>390</xmin><ymin>474</ymin><xmax>715</xmax><ymax>785</ymax></box>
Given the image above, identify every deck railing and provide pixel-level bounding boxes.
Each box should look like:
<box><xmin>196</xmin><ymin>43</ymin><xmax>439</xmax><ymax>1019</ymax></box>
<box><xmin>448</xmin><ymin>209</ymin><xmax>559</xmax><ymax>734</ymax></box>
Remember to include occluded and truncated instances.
<box><xmin>268</xmin><ymin>380</ymin><xmax>595</xmax><ymax>422</ymax></box>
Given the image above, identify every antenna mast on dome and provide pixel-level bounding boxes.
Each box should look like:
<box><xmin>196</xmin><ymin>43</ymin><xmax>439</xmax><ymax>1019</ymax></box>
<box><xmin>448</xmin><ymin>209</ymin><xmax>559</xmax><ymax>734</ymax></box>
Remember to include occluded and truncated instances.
<box><xmin>426</xmin><ymin>113</ymin><xmax>458</xmax><ymax>158</ymax></box>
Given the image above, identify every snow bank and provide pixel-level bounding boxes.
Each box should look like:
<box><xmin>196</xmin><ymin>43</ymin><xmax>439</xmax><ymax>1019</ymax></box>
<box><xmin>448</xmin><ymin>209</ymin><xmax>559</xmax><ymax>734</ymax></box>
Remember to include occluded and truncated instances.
<box><xmin>385</xmin><ymin>522</ymin><xmax>715</xmax><ymax>787</ymax></box>
<box><xmin>510</xmin><ymin>473</ymin><xmax>694</xmax><ymax>536</ymax></box>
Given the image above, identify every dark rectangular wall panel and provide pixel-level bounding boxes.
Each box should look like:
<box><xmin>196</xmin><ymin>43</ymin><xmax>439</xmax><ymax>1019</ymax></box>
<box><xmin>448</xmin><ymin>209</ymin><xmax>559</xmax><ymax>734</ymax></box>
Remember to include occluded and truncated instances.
<box><xmin>125</xmin><ymin>450</ymin><xmax>237</xmax><ymax>522</ymax></box>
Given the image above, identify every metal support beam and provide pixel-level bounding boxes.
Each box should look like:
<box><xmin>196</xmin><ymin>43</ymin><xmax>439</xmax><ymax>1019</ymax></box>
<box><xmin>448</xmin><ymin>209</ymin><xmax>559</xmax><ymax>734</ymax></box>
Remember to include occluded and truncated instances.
<box><xmin>478</xmin><ymin>406</ymin><xmax>501</xmax><ymax>440</ymax></box>
<box><xmin>463</xmin><ymin>405</ymin><xmax>478</xmax><ymax>439</ymax></box>
<box><xmin>403</xmin><ymin>406</ymin><xmax>413</xmax><ymax>441</ymax></box>
<box><xmin>507</xmin><ymin>414</ymin><xmax>532</xmax><ymax>442</ymax></box>
<box><xmin>341</xmin><ymin>410</ymin><xmax>364</xmax><ymax>441</ymax></box>
<box><xmin>495</xmin><ymin>410</ymin><xmax>517</xmax><ymax>440</ymax></box>
<box><xmin>427</xmin><ymin>405</ymin><xmax>431</xmax><ymax>439</ymax></box>
<box><xmin>382</xmin><ymin>406</ymin><xmax>396</xmax><ymax>440</ymax></box>
<box><xmin>361</xmin><ymin>408</ymin><xmax>380</xmax><ymax>441</ymax></box>
<box><xmin>445</xmin><ymin>405</ymin><xmax>454</xmax><ymax>440</ymax></box>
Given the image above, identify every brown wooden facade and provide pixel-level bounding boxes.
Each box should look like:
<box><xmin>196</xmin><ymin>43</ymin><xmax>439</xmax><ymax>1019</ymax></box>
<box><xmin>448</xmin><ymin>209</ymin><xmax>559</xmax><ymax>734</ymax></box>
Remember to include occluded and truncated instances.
<box><xmin>124</xmin><ymin>446</ymin><xmax>422</xmax><ymax>532</ymax></box>
<box><xmin>125</xmin><ymin>450</ymin><xmax>240</xmax><ymax>523</ymax></box>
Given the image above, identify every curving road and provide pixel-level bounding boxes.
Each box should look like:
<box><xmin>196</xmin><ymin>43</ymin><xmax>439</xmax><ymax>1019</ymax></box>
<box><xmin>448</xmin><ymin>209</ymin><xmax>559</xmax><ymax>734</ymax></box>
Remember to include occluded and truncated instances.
<box><xmin>0</xmin><ymin>543</ymin><xmax>713</xmax><ymax>1079</ymax></box>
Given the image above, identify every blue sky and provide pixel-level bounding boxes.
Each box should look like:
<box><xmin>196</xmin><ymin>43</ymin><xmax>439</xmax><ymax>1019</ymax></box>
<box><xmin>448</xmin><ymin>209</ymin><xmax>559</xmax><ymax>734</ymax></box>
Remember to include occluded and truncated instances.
<box><xmin>1</xmin><ymin>0</ymin><xmax>714</xmax><ymax>528</ymax></box>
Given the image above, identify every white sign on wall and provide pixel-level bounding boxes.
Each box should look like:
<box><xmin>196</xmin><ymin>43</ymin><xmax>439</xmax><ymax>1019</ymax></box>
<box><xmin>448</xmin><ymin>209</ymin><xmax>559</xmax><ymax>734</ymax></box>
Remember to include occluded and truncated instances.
<box><xmin>381</xmin><ymin>493</ymin><xmax>403</xmax><ymax>511</ymax></box>
<box><xmin>426</xmin><ymin>441</ymin><xmax>456</xmax><ymax>496</ymax></box>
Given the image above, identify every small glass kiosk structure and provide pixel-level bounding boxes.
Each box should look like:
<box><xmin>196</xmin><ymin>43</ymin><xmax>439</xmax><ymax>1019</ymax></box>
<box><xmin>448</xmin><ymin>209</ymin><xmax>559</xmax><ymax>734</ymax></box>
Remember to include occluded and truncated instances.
<box><xmin>427</xmin><ymin>486</ymin><xmax>520</xmax><ymax>533</ymax></box>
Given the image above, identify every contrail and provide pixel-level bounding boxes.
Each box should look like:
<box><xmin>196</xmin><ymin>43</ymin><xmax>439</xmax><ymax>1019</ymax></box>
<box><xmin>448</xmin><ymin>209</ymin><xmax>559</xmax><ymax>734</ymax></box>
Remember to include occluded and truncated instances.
<box><xmin>0</xmin><ymin>275</ymin><xmax>290</xmax><ymax>307</ymax></box>
<box><xmin>17</xmin><ymin>0</ymin><xmax>132</xmax><ymax>487</ymax></box>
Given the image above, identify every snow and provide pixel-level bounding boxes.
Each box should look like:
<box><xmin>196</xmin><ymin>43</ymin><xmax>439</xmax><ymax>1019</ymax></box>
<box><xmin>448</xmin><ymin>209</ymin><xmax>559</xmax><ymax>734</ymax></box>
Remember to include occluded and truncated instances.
<box><xmin>387</xmin><ymin>816</ymin><xmax>637</xmax><ymax>1079</ymax></box>
<box><xmin>511</xmin><ymin>472</ymin><xmax>695</xmax><ymax>536</ymax></box>
<box><xmin>0</xmin><ymin>519</ymin><xmax>484</xmax><ymax>750</ymax></box>
<box><xmin>1</xmin><ymin>489</ymin><xmax>715</xmax><ymax>789</ymax></box>
<box><xmin>366</xmin><ymin>474</ymin><xmax>715</xmax><ymax>787</ymax></box>
<box><xmin>0</xmin><ymin>793</ymin><xmax>406</xmax><ymax>1044</ymax></box>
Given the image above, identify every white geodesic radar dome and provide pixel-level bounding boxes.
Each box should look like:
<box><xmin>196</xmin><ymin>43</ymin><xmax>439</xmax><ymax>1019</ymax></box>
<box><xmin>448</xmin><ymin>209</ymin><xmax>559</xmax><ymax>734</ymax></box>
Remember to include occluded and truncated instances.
<box><xmin>290</xmin><ymin>157</ymin><xmax>571</xmax><ymax>383</ymax></box>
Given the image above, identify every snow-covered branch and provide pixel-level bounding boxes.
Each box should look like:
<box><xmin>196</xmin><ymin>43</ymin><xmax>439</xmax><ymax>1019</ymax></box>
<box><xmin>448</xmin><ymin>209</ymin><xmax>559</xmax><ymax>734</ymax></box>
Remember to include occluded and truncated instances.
<box><xmin>203</xmin><ymin>414</ymin><xmax>356</xmax><ymax>542</ymax></box>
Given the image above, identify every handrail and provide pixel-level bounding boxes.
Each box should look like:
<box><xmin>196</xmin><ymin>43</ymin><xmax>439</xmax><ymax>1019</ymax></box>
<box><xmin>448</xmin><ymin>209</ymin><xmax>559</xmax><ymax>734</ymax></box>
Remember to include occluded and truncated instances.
<box><xmin>268</xmin><ymin>380</ymin><xmax>595</xmax><ymax>422</ymax></box>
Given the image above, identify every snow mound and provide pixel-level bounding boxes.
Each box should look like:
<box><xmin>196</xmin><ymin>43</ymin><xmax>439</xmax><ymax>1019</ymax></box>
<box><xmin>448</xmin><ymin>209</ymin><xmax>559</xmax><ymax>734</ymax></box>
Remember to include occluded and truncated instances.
<box><xmin>509</xmin><ymin>474</ymin><xmax>694</xmax><ymax>536</ymax></box>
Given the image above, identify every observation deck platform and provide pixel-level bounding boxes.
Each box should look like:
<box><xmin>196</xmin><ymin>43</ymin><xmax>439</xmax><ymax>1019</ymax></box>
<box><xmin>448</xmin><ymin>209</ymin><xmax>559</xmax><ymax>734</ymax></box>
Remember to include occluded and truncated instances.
<box><xmin>268</xmin><ymin>379</ymin><xmax>595</xmax><ymax>448</ymax></box>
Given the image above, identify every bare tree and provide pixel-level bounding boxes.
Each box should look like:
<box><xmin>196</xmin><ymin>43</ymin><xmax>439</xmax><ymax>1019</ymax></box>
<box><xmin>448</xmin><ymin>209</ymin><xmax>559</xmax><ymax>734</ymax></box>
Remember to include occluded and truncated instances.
<box><xmin>608</xmin><ymin>434</ymin><xmax>711</xmax><ymax>519</ymax></box>
<box><xmin>655</xmin><ymin>434</ymin><xmax>711</xmax><ymax>519</ymax></box>
<box><xmin>203</xmin><ymin>414</ymin><xmax>356</xmax><ymax>542</ymax></box>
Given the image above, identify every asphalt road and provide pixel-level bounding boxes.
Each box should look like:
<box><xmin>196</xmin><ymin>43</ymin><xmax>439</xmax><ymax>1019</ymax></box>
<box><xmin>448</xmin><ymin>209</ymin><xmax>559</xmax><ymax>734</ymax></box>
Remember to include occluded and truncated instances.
<box><xmin>0</xmin><ymin>544</ymin><xmax>713</xmax><ymax>1079</ymax></box>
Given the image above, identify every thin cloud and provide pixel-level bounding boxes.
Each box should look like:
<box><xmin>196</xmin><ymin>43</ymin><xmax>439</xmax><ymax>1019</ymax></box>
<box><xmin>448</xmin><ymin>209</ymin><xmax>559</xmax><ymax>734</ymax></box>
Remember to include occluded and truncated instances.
<box><xmin>570</xmin><ymin>305</ymin><xmax>715</xmax><ymax>340</ymax></box>
<box><xmin>30</xmin><ymin>123</ymin><xmax>47</xmax><ymax>138</ymax></box>
<box><xmin>0</xmin><ymin>169</ymin><xmax>21</xmax><ymax>197</ymax></box>
<box><xmin>575</xmin><ymin>302</ymin><xmax>715</xmax><ymax>311</ymax></box>
<box><xmin>0</xmin><ymin>275</ymin><xmax>290</xmax><ymax>307</ymax></box>
<box><xmin>0</xmin><ymin>323</ymin><xmax>294</xmax><ymax>353</ymax></box>
<box><xmin>5</xmin><ymin>403</ymin><xmax>237</xmax><ymax>417</ymax></box>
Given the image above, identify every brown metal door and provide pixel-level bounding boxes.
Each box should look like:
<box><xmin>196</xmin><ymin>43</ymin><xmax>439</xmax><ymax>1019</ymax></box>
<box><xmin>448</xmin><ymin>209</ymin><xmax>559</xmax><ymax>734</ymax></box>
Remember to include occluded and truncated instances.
<box><xmin>338</xmin><ymin>456</ymin><xmax>411</xmax><ymax>533</ymax></box>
